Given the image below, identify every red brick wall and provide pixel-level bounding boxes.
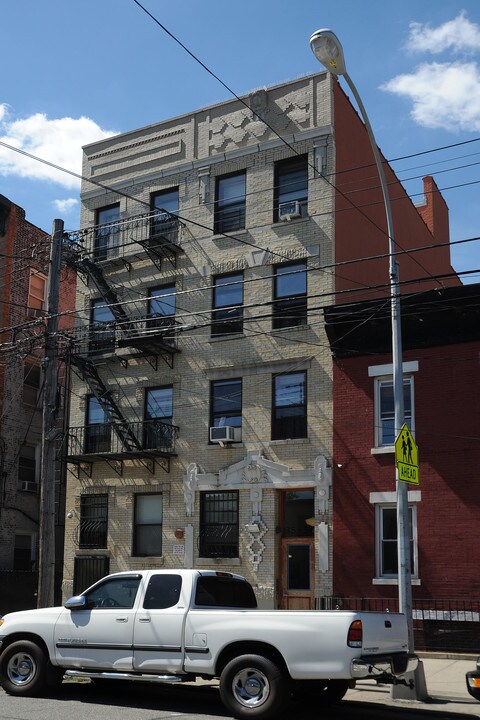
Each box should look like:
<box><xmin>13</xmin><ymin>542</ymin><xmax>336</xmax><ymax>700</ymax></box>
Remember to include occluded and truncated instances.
<box><xmin>332</xmin><ymin>342</ymin><xmax>480</xmax><ymax>600</ymax></box>
<box><xmin>332</xmin><ymin>81</ymin><xmax>460</xmax><ymax>302</ymax></box>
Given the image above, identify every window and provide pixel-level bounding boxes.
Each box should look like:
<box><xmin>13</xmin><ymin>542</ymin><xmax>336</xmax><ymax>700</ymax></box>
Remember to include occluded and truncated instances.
<box><xmin>18</xmin><ymin>445</ymin><xmax>38</xmax><ymax>486</ymax></box>
<box><xmin>23</xmin><ymin>364</ymin><xmax>41</xmax><ymax>405</ymax></box>
<box><xmin>94</xmin><ymin>204</ymin><xmax>120</xmax><ymax>261</ymax></box>
<box><xmin>272</xmin><ymin>371</ymin><xmax>307</xmax><ymax>440</ymax></box>
<box><xmin>214</xmin><ymin>172</ymin><xmax>246</xmax><ymax>234</ymax></box>
<box><xmin>273</xmin><ymin>262</ymin><xmax>307</xmax><ymax>329</ymax></box>
<box><xmin>13</xmin><ymin>534</ymin><xmax>35</xmax><ymax>571</ymax></box>
<box><xmin>375</xmin><ymin>377</ymin><xmax>414</xmax><ymax>447</ymax></box>
<box><xmin>27</xmin><ymin>271</ymin><xmax>47</xmax><ymax>316</ymax></box>
<box><xmin>210</xmin><ymin>379</ymin><xmax>242</xmax><ymax>434</ymax></box>
<box><xmin>84</xmin><ymin>575</ymin><xmax>141</xmax><ymax>609</ymax></box>
<box><xmin>85</xmin><ymin>395</ymin><xmax>111</xmax><ymax>454</ymax></box>
<box><xmin>212</xmin><ymin>272</ymin><xmax>243</xmax><ymax>336</ymax></box>
<box><xmin>143</xmin><ymin>574</ymin><xmax>182</xmax><ymax>609</ymax></box>
<box><xmin>144</xmin><ymin>386</ymin><xmax>173</xmax><ymax>449</ymax></box>
<box><xmin>199</xmin><ymin>491</ymin><xmax>239</xmax><ymax>558</ymax></box>
<box><xmin>79</xmin><ymin>494</ymin><xmax>108</xmax><ymax>549</ymax></box>
<box><xmin>147</xmin><ymin>285</ymin><xmax>176</xmax><ymax>329</ymax></box>
<box><xmin>133</xmin><ymin>493</ymin><xmax>163</xmax><ymax>556</ymax></box>
<box><xmin>376</xmin><ymin>504</ymin><xmax>418</xmax><ymax>579</ymax></box>
<box><xmin>274</xmin><ymin>156</ymin><xmax>308</xmax><ymax>221</ymax></box>
<box><xmin>194</xmin><ymin>575</ymin><xmax>256</xmax><ymax>608</ymax></box>
<box><xmin>151</xmin><ymin>188</ymin><xmax>179</xmax><ymax>237</ymax></box>
<box><xmin>90</xmin><ymin>299</ymin><xmax>116</xmax><ymax>354</ymax></box>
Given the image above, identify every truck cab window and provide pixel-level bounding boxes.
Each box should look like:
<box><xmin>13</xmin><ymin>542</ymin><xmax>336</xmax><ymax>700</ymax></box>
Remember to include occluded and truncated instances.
<box><xmin>143</xmin><ymin>574</ymin><xmax>182</xmax><ymax>609</ymax></box>
<box><xmin>85</xmin><ymin>577</ymin><xmax>140</xmax><ymax>609</ymax></box>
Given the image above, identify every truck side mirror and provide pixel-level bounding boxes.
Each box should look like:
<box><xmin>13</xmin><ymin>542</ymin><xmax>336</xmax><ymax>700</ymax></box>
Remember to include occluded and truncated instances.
<box><xmin>64</xmin><ymin>595</ymin><xmax>87</xmax><ymax>610</ymax></box>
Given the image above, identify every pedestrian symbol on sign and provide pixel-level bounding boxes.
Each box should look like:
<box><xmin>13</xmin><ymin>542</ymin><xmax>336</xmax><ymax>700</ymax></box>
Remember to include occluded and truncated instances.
<box><xmin>395</xmin><ymin>423</ymin><xmax>419</xmax><ymax>485</ymax></box>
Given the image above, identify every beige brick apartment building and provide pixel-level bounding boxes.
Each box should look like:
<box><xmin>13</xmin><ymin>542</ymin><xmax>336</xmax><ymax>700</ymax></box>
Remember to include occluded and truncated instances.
<box><xmin>62</xmin><ymin>72</ymin><xmax>457</xmax><ymax>607</ymax></box>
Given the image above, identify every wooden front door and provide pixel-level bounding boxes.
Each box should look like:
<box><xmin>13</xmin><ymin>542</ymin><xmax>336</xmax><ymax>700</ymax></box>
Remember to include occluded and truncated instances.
<box><xmin>279</xmin><ymin>538</ymin><xmax>314</xmax><ymax>609</ymax></box>
<box><xmin>278</xmin><ymin>489</ymin><xmax>315</xmax><ymax>609</ymax></box>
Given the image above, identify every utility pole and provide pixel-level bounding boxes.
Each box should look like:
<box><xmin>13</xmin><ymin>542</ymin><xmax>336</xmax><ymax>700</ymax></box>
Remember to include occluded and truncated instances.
<box><xmin>37</xmin><ymin>219</ymin><xmax>63</xmax><ymax>608</ymax></box>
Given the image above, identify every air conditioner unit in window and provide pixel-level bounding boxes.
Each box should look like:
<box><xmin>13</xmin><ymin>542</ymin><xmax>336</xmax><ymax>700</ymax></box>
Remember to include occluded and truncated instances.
<box><xmin>278</xmin><ymin>200</ymin><xmax>301</xmax><ymax>221</ymax></box>
<box><xmin>209</xmin><ymin>426</ymin><xmax>241</xmax><ymax>443</ymax></box>
<box><xmin>21</xmin><ymin>481</ymin><xmax>39</xmax><ymax>493</ymax></box>
<box><xmin>27</xmin><ymin>307</ymin><xmax>45</xmax><ymax>319</ymax></box>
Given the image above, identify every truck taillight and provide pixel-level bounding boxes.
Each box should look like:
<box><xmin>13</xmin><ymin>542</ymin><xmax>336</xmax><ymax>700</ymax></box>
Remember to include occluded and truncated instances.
<box><xmin>347</xmin><ymin>620</ymin><xmax>363</xmax><ymax>648</ymax></box>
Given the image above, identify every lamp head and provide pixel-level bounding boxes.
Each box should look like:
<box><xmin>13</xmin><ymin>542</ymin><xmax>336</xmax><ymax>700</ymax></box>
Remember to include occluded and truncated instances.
<box><xmin>309</xmin><ymin>28</ymin><xmax>346</xmax><ymax>76</ymax></box>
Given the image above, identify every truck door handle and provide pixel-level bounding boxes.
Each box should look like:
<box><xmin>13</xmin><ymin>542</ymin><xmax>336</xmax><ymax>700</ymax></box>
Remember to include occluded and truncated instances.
<box><xmin>138</xmin><ymin>617</ymin><xmax>151</xmax><ymax>623</ymax></box>
<box><xmin>116</xmin><ymin>617</ymin><xmax>128</xmax><ymax>623</ymax></box>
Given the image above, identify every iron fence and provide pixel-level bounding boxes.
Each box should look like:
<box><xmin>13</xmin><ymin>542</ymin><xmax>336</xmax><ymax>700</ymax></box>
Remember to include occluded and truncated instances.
<box><xmin>316</xmin><ymin>596</ymin><xmax>480</xmax><ymax>653</ymax></box>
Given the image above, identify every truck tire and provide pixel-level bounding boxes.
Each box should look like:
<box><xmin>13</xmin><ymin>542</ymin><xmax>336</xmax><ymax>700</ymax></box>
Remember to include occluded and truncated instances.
<box><xmin>219</xmin><ymin>654</ymin><xmax>287</xmax><ymax>720</ymax></box>
<box><xmin>293</xmin><ymin>678</ymin><xmax>349</xmax><ymax>705</ymax></box>
<box><xmin>0</xmin><ymin>640</ymin><xmax>47</xmax><ymax>696</ymax></box>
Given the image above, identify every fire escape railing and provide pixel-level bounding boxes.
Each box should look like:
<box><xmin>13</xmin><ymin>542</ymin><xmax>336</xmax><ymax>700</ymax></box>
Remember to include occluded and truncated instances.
<box><xmin>67</xmin><ymin>419</ymin><xmax>179</xmax><ymax>460</ymax></box>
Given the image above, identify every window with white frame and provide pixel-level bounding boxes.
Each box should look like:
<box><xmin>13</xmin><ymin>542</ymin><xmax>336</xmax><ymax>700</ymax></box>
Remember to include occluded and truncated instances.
<box><xmin>375</xmin><ymin>504</ymin><xmax>418</xmax><ymax>580</ymax></box>
<box><xmin>369</xmin><ymin>362</ymin><xmax>418</xmax><ymax>448</ymax></box>
<box><xmin>370</xmin><ymin>490</ymin><xmax>420</xmax><ymax>584</ymax></box>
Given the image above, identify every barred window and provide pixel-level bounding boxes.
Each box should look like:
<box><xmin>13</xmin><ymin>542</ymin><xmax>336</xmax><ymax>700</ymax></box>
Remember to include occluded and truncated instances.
<box><xmin>199</xmin><ymin>491</ymin><xmax>239</xmax><ymax>558</ymax></box>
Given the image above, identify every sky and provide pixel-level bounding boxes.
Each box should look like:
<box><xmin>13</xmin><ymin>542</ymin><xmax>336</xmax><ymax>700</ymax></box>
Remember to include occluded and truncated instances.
<box><xmin>1</xmin><ymin>0</ymin><xmax>479</xmax><ymax>281</ymax></box>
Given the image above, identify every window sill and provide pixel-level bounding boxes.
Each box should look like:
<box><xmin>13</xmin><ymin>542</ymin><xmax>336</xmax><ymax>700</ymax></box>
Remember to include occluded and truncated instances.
<box><xmin>271</xmin><ymin>323</ymin><xmax>310</xmax><ymax>334</ymax></box>
<box><xmin>371</xmin><ymin>445</ymin><xmax>395</xmax><ymax>455</ymax></box>
<box><xmin>372</xmin><ymin>577</ymin><xmax>421</xmax><ymax>586</ymax></box>
<box><xmin>211</xmin><ymin>230</ymin><xmax>249</xmax><ymax>241</ymax></box>
<box><xmin>197</xmin><ymin>557</ymin><xmax>241</xmax><ymax>566</ymax></box>
<box><xmin>268</xmin><ymin>438</ymin><xmax>310</xmax><ymax>446</ymax></box>
<box><xmin>271</xmin><ymin>216</ymin><xmax>310</xmax><ymax>228</ymax></box>
<box><xmin>209</xmin><ymin>333</ymin><xmax>244</xmax><ymax>343</ymax></box>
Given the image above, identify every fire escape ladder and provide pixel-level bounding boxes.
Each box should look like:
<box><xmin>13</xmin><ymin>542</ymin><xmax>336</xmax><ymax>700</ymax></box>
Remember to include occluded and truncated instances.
<box><xmin>70</xmin><ymin>355</ymin><xmax>142</xmax><ymax>452</ymax></box>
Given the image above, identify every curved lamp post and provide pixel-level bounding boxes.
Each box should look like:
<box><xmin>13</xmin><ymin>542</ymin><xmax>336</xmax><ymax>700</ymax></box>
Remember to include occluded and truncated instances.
<box><xmin>309</xmin><ymin>29</ymin><xmax>413</xmax><ymax>651</ymax></box>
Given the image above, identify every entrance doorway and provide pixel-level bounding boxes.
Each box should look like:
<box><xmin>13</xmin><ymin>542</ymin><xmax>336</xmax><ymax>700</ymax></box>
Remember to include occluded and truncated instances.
<box><xmin>278</xmin><ymin>489</ymin><xmax>315</xmax><ymax>609</ymax></box>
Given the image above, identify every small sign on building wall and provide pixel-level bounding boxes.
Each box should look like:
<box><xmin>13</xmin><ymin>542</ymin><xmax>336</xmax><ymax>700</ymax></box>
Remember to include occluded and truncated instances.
<box><xmin>173</xmin><ymin>544</ymin><xmax>185</xmax><ymax>556</ymax></box>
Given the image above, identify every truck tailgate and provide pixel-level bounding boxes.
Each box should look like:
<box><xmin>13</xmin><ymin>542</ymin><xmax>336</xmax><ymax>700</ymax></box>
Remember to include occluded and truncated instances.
<box><xmin>359</xmin><ymin>612</ymin><xmax>409</xmax><ymax>655</ymax></box>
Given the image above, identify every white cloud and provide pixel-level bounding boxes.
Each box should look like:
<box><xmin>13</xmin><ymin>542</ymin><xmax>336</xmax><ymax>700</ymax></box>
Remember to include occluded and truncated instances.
<box><xmin>53</xmin><ymin>198</ymin><xmax>78</xmax><ymax>214</ymax></box>
<box><xmin>0</xmin><ymin>109</ymin><xmax>116</xmax><ymax>188</ymax></box>
<box><xmin>382</xmin><ymin>61</ymin><xmax>480</xmax><ymax>132</ymax></box>
<box><xmin>407</xmin><ymin>11</ymin><xmax>480</xmax><ymax>55</ymax></box>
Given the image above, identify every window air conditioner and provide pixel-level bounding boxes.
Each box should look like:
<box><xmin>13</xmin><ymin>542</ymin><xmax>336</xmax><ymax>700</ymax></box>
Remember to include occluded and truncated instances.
<box><xmin>27</xmin><ymin>307</ymin><xmax>45</xmax><ymax>319</ymax></box>
<box><xmin>278</xmin><ymin>200</ymin><xmax>301</xmax><ymax>221</ymax></box>
<box><xmin>21</xmin><ymin>481</ymin><xmax>39</xmax><ymax>493</ymax></box>
<box><xmin>209</xmin><ymin>426</ymin><xmax>241</xmax><ymax>443</ymax></box>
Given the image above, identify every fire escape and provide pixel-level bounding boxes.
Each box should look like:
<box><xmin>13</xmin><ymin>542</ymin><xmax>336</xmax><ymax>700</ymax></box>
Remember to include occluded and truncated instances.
<box><xmin>63</xmin><ymin>210</ymin><xmax>183</xmax><ymax>477</ymax></box>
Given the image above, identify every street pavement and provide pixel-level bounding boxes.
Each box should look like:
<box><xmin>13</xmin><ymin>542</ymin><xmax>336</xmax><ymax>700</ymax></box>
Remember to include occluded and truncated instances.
<box><xmin>343</xmin><ymin>653</ymin><xmax>480</xmax><ymax>715</ymax></box>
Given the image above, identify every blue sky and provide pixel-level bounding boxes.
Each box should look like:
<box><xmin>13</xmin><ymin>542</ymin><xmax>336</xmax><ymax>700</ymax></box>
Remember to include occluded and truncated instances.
<box><xmin>1</xmin><ymin>1</ymin><xmax>479</xmax><ymax>280</ymax></box>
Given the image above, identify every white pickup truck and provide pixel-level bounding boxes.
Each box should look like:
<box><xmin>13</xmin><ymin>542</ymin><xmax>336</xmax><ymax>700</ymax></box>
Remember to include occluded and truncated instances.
<box><xmin>0</xmin><ymin>569</ymin><xmax>417</xmax><ymax>719</ymax></box>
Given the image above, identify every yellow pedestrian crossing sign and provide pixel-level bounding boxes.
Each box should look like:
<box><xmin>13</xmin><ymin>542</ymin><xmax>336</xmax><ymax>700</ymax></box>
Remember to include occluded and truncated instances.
<box><xmin>395</xmin><ymin>423</ymin><xmax>419</xmax><ymax>485</ymax></box>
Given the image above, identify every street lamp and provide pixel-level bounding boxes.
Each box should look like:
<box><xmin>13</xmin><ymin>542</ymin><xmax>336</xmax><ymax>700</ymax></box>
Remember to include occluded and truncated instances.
<box><xmin>310</xmin><ymin>28</ymin><xmax>416</xmax><ymax>669</ymax></box>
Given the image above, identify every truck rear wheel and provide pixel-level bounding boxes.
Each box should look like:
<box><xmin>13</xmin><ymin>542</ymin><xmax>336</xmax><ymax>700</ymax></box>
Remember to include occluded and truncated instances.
<box><xmin>0</xmin><ymin>640</ymin><xmax>47</xmax><ymax>696</ymax></box>
<box><xmin>219</xmin><ymin>654</ymin><xmax>287</xmax><ymax>720</ymax></box>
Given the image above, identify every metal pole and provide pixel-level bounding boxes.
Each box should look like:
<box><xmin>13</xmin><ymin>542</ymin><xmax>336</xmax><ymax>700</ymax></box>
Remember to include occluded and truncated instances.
<box><xmin>37</xmin><ymin>219</ymin><xmax>63</xmax><ymax>608</ymax></box>
<box><xmin>342</xmin><ymin>74</ymin><xmax>413</xmax><ymax>646</ymax></box>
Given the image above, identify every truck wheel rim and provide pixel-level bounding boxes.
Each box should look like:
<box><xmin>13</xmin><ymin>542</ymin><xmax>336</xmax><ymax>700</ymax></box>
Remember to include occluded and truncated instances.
<box><xmin>232</xmin><ymin>667</ymin><xmax>269</xmax><ymax>708</ymax></box>
<box><xmin>7</xmin><ymin>652</ymin><xmax>37</xmax><ymax>686</ymax></box>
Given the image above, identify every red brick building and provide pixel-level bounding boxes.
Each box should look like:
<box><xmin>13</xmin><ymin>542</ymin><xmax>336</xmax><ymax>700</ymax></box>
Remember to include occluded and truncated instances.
<box><xmin>0</xmin><ymin>195</ymin><xmax>76</xmax><ymax>609</ymax></box>
<box><xmin>325</xmin><ymin>284</ymin><xmax>480</xmax><ymax>650</ymax></box>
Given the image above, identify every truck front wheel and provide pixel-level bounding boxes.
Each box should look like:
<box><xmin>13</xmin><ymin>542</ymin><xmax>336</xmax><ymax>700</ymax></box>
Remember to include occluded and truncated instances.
<box><xmin>0</xmin><ymin>640</ymin><xmax>47</xmax><ymax>696</ymax></box>
<box><xmin>219</xmin><ymin>654</ymin><xmax>287</xmax><ymax>720</ymax></box>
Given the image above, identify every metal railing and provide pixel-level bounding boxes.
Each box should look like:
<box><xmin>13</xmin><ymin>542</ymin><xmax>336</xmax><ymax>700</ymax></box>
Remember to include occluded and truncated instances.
<box><xmin>316</xmin><ymin>596</ymin><xmax>480</xmax><ymax>653</ymax></box>
<box><xmin>67</xmin><ymin>419</ymin><xmax>178</xmax><ymax>458</ymax></box>
<box><xmin>64</xmin><ymin>210</ymin><xmax>181</xmax><ymax>264</ymax></box>
<box><xmin>72</xmin><ymin>316</ymin><xmax>179</xmax><ymax>357</ymax></box>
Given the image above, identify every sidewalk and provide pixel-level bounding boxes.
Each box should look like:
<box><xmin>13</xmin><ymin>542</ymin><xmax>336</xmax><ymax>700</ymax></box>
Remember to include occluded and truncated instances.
<box><xmin>345</xmin><ymin>654</ymin><xmax>479</xmax><ymax>715</ymax></box>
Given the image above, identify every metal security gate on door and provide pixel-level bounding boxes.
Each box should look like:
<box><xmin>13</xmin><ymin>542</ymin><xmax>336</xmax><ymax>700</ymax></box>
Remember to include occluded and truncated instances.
<box><xmin>73</xmin><ymin>556</ymin><xmax>110</xmax><ymax>595</ymax></box>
